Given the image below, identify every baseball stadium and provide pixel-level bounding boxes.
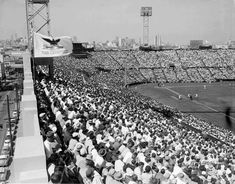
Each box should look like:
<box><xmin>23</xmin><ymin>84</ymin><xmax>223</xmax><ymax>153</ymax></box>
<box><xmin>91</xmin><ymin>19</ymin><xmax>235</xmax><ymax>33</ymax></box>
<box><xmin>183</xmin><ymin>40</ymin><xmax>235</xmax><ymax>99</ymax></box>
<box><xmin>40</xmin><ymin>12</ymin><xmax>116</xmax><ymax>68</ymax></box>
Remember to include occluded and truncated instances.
<box><xmin>0</xmin><ymin>0</ymin><xmax>235</xmax><ymax>184</ymax></box>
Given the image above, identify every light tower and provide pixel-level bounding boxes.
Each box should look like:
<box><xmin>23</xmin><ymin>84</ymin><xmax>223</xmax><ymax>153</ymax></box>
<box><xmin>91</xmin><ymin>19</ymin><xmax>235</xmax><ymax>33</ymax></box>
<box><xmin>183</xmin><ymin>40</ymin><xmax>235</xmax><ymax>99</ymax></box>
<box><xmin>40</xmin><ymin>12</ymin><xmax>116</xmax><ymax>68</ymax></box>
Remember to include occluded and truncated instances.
<box><xmin>140</xmin><ymin>7</ymin><xmax>152</xmax><ymax>46</ymax></box>
<box><xmin>25</xmin><ymin>0</ymin><xmax>51</xmax><ymax>51</ymax></box>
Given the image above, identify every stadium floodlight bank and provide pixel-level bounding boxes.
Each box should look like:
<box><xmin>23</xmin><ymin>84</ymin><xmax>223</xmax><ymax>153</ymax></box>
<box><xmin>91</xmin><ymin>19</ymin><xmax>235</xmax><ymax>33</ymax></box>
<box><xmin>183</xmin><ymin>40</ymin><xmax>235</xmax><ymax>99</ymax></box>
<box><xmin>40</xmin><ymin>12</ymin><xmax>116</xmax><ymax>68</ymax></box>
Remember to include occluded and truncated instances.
<box><xmin>140</xmin><ymin>7</ymin><xmax>152</xmax><ymax>16</ymax></box>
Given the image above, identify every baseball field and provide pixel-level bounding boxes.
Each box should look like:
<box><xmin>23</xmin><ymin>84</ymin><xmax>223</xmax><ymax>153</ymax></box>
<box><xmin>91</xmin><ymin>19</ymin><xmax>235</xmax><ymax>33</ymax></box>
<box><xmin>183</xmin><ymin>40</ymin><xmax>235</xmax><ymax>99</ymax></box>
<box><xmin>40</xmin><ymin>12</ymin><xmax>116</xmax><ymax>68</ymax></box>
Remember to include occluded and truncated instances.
<box><xmin>133</xmin><ymin>82</ymin><xmax>235</xmax><ymax>132</ymax></box>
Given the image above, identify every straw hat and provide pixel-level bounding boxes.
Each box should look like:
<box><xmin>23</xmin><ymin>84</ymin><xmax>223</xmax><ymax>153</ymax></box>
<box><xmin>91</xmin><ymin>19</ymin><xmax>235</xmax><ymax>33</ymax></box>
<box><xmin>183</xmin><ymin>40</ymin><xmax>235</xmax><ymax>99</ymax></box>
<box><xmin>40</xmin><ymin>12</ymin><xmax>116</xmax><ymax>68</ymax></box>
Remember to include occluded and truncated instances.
<box><xmin>177</xmin><ymin>173</ymin><xmax>184</xmax><ymax>179</ymax></box>
<box><xmin>39</xmin><ymin>113</ymin><xmax>46</xmax><ymax>118</ymax></box>
<box><xmin>98</xmin><ymin>148</ymin><xmax>107</xmax><ymax>157</ymax></box>
<box><xmin>126</xmin><ymin>168</ymin><xmax>134</xmax><ymax>176</ymax></box>
<box><xmin>114</xmin><ymin>171</ymin><xmax>123</xmax><ymax>181</ymax></box>
<box><xmin>49</xmin><ymin>124</ymin><xmax>57</xmax><ymax>133</ymax></box>
<box><xmin>72</xmin><ymin>132</ymin><xmax>79</xmax><ymax>138</ymax></box>
<box><xmin>80</xmin><ymin>148</ymin><xmax>87</xmax><ymax>156</ymax></box>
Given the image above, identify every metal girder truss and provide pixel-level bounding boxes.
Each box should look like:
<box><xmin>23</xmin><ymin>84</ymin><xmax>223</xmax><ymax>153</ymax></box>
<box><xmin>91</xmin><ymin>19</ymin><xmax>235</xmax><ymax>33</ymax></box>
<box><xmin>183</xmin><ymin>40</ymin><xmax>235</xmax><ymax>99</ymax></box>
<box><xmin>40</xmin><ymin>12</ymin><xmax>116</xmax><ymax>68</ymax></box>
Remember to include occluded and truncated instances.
<box><xmin>143</xmin><ymin>16</ymin><xmax>149</xmax><ymax>46</ymax></box>
<box><xmin>25</xmin><ymin>0</ymin><xmax>51</xmax><ymax>51</ymax></box>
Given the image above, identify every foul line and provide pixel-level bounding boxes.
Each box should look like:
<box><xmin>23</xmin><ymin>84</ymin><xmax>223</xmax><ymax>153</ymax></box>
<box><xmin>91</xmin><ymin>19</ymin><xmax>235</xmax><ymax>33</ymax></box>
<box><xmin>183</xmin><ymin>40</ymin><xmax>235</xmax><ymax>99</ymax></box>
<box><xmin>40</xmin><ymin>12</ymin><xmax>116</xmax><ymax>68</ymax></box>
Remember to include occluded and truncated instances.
<box><xmin>164</xmin><ymin>87</ymin><xmax>235</xmax><ymax>121</ymax></box>
<box><xmin>164</xmin><ymin>87</ymin><xmax>187</xmax><ymax>100</ymax></box>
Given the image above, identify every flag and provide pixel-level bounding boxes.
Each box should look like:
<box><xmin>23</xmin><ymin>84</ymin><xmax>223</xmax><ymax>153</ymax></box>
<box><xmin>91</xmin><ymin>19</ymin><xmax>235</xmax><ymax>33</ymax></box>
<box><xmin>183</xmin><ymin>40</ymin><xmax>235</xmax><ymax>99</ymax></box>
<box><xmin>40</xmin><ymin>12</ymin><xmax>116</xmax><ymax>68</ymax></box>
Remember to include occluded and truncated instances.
<box><xmin>33</xmin><ymin>32</ymin><xmax>72</xmax><ymax>58</ymax></box>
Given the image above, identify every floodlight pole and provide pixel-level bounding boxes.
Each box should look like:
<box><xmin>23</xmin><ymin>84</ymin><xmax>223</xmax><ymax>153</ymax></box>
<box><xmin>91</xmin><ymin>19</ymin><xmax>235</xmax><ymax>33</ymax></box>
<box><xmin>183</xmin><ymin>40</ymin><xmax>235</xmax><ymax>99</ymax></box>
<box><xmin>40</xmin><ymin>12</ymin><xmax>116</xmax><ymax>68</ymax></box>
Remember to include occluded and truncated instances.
<box><xmin>26</xmin><ymin>0</ymin><xmax>51</xmax><ymax>50</ymax></box>
<box><xmin>25</xmin><ymin>0</ymin><xmax>51</xmax><ymax>81</ymax></box>
<box><xmin>143</xmin><ymin>16</ymin><xmax>149</xmax><ymax>46</ymax></box>
<box><xmin>140</xmin><ymin>7</ymin><xmax>152</xmax><ymax>46</ymax></box>
<box><xmin>25</xmin><ymin>0</ymin><xmax>31</xmax><ymax>51</ymax></box>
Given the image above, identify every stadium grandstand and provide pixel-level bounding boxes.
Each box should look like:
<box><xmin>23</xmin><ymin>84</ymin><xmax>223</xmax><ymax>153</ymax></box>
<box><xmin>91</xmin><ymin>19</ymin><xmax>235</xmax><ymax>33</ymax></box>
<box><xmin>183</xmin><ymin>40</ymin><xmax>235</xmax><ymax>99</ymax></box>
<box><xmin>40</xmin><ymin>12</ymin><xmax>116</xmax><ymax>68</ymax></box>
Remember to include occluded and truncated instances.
<box><xmin>5</xmin><ymin>43</ymin><xmax>235</xmax><ymax>184</ymax></box>
<box><xmin>33</xmin><ymin>48</ymin><xmax>235</xmax><ymax>184</ymax></box>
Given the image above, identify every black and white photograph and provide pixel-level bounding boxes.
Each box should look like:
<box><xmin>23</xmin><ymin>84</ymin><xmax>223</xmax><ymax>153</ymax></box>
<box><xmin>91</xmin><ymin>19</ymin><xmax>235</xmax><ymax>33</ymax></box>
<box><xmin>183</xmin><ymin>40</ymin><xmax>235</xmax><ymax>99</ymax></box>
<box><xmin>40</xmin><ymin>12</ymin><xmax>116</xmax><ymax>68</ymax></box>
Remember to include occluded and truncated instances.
<box><xmin>0</xmin><ymin>0</ymin><xmax>235</xmax><ymax>183</ymax></box>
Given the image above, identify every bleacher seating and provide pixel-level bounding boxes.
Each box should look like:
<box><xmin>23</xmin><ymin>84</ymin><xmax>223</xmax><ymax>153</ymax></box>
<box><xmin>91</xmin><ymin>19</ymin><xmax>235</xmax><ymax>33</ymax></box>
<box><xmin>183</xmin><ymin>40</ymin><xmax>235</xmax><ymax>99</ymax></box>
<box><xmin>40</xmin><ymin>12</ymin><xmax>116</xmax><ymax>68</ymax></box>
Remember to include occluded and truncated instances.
<box><xmin>35</xmin><ymin>49</ymin><xmax>235</xmax><ymax>184</ymax></box>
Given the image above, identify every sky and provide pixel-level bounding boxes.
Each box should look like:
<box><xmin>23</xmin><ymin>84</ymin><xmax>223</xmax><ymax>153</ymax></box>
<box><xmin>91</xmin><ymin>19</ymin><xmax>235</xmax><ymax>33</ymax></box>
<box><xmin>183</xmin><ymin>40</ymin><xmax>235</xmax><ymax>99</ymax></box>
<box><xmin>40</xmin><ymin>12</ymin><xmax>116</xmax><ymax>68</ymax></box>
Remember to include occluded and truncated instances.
<box><xmin>0</xmin><ymin>0</ymin><xmax>235</xmax><ymax>45</ymax></box>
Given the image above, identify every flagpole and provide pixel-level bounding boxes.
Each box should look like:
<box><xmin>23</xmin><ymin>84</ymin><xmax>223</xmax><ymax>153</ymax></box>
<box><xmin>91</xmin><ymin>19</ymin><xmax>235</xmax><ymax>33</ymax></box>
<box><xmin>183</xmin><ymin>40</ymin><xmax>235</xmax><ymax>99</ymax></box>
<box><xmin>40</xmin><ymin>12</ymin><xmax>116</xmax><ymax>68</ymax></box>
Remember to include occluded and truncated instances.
<box><xmin>32</xmin><ymin>33</ymin><xmax>36</xmax><ymax>82</ymax></box>
<box><xmin>32</xmin><ymin>55</ymin><xmax>36</xmax><ymax>82</ymax></box>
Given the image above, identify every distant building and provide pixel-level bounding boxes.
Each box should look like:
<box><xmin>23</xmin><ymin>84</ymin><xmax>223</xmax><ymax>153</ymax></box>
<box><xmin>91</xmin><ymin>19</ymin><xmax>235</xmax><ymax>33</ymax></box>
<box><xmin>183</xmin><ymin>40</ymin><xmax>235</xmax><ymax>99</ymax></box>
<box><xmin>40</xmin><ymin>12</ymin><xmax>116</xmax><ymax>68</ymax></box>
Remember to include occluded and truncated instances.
<box><xmin>180</xmin><ymin>45</ymin><xmax>189</xmax><ymax>49</ymax></box>
<box><xmin>158</xmin><ymin>34</ymin><xmax>162</xmax><ymax>46</ymax></box>
<box><xmin>118</xmin><ymin>37</ymin><xmax>122</xmax><ymax>47</ymax></box>
<box><xmin>214</xmin><ymin>44</ymin><xmax>228</xmax><ymax>49</ymax></box>
<box><xmin>154</xmin><ymin>35</ymin><xmax>158</xmax><ymax>47</ymax></box>
<box><xmin>190</xmin><ymin>40</ymin><xmax>203</xmax><ymax>49</ymax></box>
<box><xmin>228</xmin><ymin>41</ymin><xmax>235</xmax><ymax>49</ymax></box>
<box><xmin>139</xmin><ymin>38</ymin><xmax>142</xmax><ymax>46</ymax></box>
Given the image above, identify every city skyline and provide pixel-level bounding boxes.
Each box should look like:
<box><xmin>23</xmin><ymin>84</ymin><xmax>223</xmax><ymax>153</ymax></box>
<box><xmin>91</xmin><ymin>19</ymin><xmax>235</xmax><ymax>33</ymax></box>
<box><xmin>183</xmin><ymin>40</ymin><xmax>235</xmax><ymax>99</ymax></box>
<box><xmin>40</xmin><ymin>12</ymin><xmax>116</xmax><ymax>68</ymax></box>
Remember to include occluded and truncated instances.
<box><xmin>0</xmin><ymin>0</ymin><xmax>235</xmax><ymax>45</ymax></box>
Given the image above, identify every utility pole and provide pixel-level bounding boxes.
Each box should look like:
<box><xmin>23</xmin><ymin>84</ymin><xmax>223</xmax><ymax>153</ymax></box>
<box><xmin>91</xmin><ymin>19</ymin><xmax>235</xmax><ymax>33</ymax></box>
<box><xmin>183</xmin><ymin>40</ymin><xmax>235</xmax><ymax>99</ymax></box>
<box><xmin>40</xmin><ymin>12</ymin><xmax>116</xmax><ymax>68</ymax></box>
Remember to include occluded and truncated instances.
<box><xmin>15</xmin><ymin>83</ymin><xmax>19</xmax><ymax>121</ymax></box>
<box><xmin>7</xmin><ymin>95</ymin><xmax>13</xmax><ymax>156</ymax></box>
<box><xmin>125</xmin><ymin>60</ymin><xmax>127</xmax><ymax>88</ymax></box>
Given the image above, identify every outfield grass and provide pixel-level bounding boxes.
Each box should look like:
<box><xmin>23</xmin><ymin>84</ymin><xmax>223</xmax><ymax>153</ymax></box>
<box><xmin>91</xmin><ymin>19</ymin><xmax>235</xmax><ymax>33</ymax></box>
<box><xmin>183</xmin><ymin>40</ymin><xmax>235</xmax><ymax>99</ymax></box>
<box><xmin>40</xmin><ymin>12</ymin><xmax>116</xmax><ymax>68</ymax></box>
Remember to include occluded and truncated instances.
<box><xmin>133</xmin><ymin>82</ymin><xmax>235</xmax><ymax>132</ymax></box>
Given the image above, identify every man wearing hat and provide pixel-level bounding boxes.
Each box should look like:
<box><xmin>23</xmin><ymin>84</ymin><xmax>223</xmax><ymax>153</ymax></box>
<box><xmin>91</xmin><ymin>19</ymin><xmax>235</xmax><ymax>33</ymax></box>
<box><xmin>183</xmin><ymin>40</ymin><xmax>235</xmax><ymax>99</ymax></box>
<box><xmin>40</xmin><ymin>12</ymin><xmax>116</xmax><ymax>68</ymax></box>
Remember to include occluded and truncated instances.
<box><xmin>161</xmin><ymin>172</ymin><xmax>172</xmax><ymax>184</ymax></box>
<box><xmin>44</xmin><ymin>131</ymin><xmax>61</xmax><ymax>158</ymax></box>
<box><xmin>105</xmin><ymin>169</ymin><xmax>123</xmax><ymax>184</ymax></box>
<box><xmin>84</xmin><ymin>167</ymin><xmax>103</xmax><ymax>184</ymax></box>
<box><xmin>68</xmin><ymin>132</ymin><xmax>79</xmax><ymax>152</ymax></box>
<box><xmin>64</xmin><ymin>153</ymin><xmax>84</xmax><ymax>184</ymax></box>
<box><xmin>115</xmin><ymin>155</ymin><xmax>125</xmax><ymax>172</ymax></box>
<box><xmin>105</xmin><ymin>168</ymin><xmax>116</xmax><ymax>182</ymax></box>
<box><xmin>141</xmin><ymin>165</ymin><xmax>153</xmax><ymax>184</ymax></box>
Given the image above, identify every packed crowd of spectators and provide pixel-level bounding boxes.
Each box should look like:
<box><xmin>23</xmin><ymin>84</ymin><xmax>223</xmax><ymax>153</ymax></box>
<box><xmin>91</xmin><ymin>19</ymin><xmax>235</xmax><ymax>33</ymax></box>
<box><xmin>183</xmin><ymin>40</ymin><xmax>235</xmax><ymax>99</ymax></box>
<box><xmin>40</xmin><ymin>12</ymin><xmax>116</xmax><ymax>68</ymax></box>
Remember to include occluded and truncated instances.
<box><xmin>52</xmin><ymin>49</ymin><xmax>235</xmax><ymax>85</ymax></box>
<box><xmin>34</xmin><ymin>48</ymin><xmax>235</xmax><ymax>183</ymax></box>
<box><xmin>85</xmin><ymin>49</ymin><xmax>235</xmax><ymax>84</ymax></box>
